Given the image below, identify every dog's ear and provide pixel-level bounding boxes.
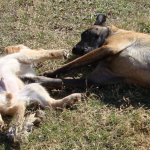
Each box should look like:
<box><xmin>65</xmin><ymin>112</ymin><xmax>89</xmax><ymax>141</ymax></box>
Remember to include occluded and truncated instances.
<box><xmin>94</xmin><ymin>13</ymin><xmax>107</xmax><ymax>26</ymax></box>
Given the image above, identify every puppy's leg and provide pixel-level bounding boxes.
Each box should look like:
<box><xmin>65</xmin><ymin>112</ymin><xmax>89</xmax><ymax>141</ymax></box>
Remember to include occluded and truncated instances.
<box><xmin>15</xmin><ymin>83</ymin><xmax>81</xmax><ymax>109</ymax></box>
<box><xmin>15</xmin><ymin>102</ymin><xmax>26</xmax><ymax>123</ymax></box>
<box><xmin>6</xmin><ymin>102</ymin><xmax>26</xmax><ymax>141</ymax></box>
<box><xmin>40</xmin><ymin>46</ymin><xmax>111</xmax><ymax>77</ymax></box>
<box><xmin>50</xmin><ymin>93</ymin><xmax>82</xmax><ymax>109</ymax></box>
<box><xmin>4</xmin><ymin>101</ymin><xmax>26</xmax><ymax>124</ymax></box>
<box><xmin>6</xmin><ymin>45</ymin><xmax>68</xmax><ymax>64</ymax></box>
<box><xmin>5</xmin><ymin>45</ymin><xmax>44</xmax><ymax>54</ymax></box>
<box><xmin>18</xmin><ymin>49</ymin><xmax>67</xmax><ymax>64</ymax></box>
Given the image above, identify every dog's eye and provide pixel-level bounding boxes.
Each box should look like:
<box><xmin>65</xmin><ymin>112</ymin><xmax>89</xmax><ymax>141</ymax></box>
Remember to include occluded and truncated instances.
<box><xmin>85</xmin><ymin>31</ymin><xmax>88</xmax><ymax>35</ymax></box>
<box><xmin>83</xmin><ymin>31</ymin><xmax>89</xmax><ymax>36</ymax></box>
<box><xmin>81</xmin><ymin>31</ymin><xmax>88</xmax><ymax>38</ymax></box>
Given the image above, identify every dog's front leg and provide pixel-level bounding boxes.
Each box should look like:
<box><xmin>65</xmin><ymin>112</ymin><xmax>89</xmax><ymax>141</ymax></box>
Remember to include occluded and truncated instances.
<box><xmin>19</xmin><ymin>76</ymin><xmax>87</xmax><ymax>89</ymax></box>
<box><xmin>40</xmin><ymin>46</ymin><xmax>111</xmax><ymax>77</ymax></box>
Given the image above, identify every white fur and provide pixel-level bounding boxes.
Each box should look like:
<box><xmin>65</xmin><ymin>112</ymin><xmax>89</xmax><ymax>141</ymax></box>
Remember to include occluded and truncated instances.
<box><xmin>0</xmin><ymin>45</ymin><xmax>81</xmax><ymax>126</ymax></box>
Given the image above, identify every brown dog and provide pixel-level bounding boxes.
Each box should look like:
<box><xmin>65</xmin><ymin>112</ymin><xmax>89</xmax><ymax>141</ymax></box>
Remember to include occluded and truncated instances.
<box><xmin>21</xmin><ymin>14</ymin><xmax>150</xmax><ymax>88</ymax></box>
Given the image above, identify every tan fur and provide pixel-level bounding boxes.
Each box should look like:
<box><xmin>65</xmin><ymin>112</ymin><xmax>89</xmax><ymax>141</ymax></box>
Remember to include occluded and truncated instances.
<box><xmin>65</xmin><ymin>25</ymin><xmax>150</xmax><ymax>87</ymax></box>
<box><xmin>39</xmin><ymin>15</ymin><xmax>150</xmax><ymax>89</ymax></box>
<box><xmin>73</xmin><ymin>25</ymin><xmax>150</xmax><ymax>87</ymax></box>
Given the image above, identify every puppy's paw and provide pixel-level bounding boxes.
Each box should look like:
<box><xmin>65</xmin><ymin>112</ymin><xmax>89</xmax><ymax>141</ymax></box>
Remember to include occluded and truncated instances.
<box><xmin>65</xmin><ymin>93</ymin><xmax>83</xmax><ymax>107</ymax></box>
<box><xmin>63</xmin><ymin>49</ymin><xmax>70</xmax><ymax>59</ymax></box>
<box><xmin>70</xmin><ymin>93</ymin><xmax>85</xmax><ymax>103</ymax></box>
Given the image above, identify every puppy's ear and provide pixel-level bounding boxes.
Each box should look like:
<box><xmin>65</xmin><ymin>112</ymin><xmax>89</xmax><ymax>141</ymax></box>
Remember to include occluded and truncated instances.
<box><xmin>94</xmin><ymin>13</ymin><xmax>107</xmax><ymax>26</ymax></box>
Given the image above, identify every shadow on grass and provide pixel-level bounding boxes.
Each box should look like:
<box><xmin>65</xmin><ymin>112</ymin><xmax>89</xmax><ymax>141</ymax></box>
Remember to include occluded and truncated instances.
<box><xmin>0</xmin><ymin>117</ymin><xmax>21</xmax><ymax>150</ymax></box>
<box><xmin>62</xmin><ymin>55</ymin><xmax>150</xmax><ymax>109</ymax></box>
<box><xmin>0</xmin><ymin>83</ymin><xmax>150</xmax><ymax>149</ymax></box>
<box><xmin>85</xmin><ymin>83</ymin><xmax>150</xmax><ymax>109</ymax></box>
<box><xmin>0</xmin><ymin>134</ymin><xmax>20</xmax><ymax>150</ymax></box>
<box><xmin>0</xmin><ymin>106</ymin><xmax>40</xmax><ymax>150</ymax></box>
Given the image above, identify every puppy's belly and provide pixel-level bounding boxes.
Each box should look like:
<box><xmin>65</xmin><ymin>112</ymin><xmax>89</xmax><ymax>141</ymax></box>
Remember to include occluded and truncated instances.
<box><xmin>0</xmin><ymin>75</ymin><xmax>19</xmax><ymax>94</ymax></box>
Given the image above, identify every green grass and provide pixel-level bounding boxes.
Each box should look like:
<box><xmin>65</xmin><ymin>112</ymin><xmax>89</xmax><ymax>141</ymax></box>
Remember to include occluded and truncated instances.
<box><xmin>1</xmin><ymin>0</ymin><xmax>150</xmax><ymax>149</ymax></box>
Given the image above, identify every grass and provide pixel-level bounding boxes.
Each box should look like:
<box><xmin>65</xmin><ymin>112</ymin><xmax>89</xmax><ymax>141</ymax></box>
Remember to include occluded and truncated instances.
<box><xmin>0</xmin><ymin>0</ymin><xmax>150</xmax><ymax>149</ymax></box>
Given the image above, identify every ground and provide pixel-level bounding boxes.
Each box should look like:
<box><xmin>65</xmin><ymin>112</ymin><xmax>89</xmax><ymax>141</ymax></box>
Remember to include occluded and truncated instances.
<box><xmin>0</xmin><ymin>0</ymin><xmax>150</xmax><ymax>149</ymax></box>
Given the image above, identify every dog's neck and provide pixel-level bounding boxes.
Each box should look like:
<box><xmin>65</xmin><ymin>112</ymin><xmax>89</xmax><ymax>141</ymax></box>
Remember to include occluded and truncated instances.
<box><xmin>107</xmin><ymin>25</ymin><xmax>121</xmax><ymax>36</ymax></box>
